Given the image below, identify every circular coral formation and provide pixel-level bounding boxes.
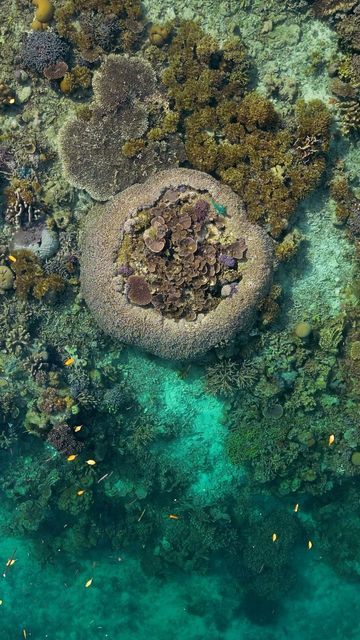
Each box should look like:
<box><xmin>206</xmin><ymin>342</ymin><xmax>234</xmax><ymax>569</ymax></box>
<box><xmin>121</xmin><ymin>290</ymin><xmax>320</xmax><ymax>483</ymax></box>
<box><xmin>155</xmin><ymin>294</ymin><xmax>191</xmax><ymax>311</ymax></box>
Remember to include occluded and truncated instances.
<box><xmin>0</xmin><ymin>266</ymin><xmax>14</xmax><ymax>294</ymax></box>
<box><xmin>80</xmin><ymin>169</ymin><xmax>273</xmax><ymax>360</ymax></box>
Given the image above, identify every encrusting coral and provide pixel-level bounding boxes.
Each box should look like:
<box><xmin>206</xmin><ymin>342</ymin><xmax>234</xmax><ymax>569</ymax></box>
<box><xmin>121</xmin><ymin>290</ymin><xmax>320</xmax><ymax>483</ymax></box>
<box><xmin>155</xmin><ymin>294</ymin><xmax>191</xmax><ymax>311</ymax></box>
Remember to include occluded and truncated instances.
<box><xmin>80</xmin><ymin>168</ymin><xmax>273</xmax><ymax>360</ymax></box>
<box><xmin>58</xmin><ymin>54</ymin><xmax>185</xmax><ymax>200</ymax></box>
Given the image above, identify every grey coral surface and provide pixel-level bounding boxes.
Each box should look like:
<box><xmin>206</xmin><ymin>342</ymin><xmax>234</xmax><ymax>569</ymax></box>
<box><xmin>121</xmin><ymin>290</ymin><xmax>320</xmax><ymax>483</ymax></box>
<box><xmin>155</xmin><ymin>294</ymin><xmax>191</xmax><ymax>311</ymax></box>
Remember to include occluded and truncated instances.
<box><xmin>80</xmin><ymin>168</ymin><xmax>274</xmax><ymax>360</ymax></box>
<box><xmin>57</xmin><ymin>54</ymin><xmax>184</xmax><ymax>201</ymax></box>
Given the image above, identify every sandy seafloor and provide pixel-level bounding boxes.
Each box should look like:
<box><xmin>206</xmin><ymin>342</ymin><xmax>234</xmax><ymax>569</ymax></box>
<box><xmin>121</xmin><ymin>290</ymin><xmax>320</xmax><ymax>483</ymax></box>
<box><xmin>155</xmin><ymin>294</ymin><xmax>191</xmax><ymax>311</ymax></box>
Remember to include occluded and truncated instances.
<box><xmin>0</xmin><ymin>0</ymin><xmax>359</xmax><ymax>638</ymax></box>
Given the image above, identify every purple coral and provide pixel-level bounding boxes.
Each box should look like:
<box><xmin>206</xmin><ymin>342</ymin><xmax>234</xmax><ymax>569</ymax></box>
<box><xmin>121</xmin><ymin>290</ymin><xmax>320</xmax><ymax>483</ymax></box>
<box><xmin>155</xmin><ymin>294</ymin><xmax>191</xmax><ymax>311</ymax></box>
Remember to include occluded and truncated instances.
<box><xmin>0</xmin><ymin>146</ymin><xmax>15</xmax><ymax>175</ymax></box>
<box><xmin>117</xmin><ymin>264</ymin><xmax>134</xmax><ymax>276</ymax></box>
<box><xmin>219</xmin><ymin>254</ymin><xmax>236</xmax><ymax>268</ymax></box>
<box><xmin>19</xmin><ymin>31</ymin><xmax>70</xmax><ymax>75</ymax></box>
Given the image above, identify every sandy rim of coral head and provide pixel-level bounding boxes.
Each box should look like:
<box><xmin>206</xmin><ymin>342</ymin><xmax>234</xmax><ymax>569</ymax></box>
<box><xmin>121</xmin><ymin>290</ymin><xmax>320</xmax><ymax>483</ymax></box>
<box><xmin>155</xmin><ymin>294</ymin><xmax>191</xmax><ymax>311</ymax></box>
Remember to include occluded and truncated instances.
<box><xmin>80</xmin><ymin>168</ymin><xmax>274</xmax><ymax>361</ymax></box>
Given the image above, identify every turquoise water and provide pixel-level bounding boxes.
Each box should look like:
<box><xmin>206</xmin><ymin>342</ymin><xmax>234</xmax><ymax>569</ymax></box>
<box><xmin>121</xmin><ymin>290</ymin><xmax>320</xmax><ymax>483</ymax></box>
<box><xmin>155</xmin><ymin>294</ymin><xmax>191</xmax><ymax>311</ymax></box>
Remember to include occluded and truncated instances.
<box><xmin>0</xmin><ymin>0</ymin><xmax>359</xmax><ymax>638</ymax></box>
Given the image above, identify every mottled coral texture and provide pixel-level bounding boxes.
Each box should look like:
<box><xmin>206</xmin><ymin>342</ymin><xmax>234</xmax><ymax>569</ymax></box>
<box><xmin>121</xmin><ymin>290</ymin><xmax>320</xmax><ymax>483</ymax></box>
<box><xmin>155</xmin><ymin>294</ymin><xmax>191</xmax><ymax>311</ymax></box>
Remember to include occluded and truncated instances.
<box><xmin>58</xmin><ymin>55</ymin><xmax>185</xmax><ymax>200</ymax></box>
<box><xmin>80</xmin><ymin>169</ymin><xmax>273</xmax><ymax>360</ymax></box>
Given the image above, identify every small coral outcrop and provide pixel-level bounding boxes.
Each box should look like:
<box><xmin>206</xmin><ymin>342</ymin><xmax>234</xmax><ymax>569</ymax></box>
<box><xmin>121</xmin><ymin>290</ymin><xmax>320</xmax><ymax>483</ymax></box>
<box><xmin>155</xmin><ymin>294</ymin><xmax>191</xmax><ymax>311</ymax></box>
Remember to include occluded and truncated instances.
<box><xmin>80</xmin><ymin>168</ymin><xmax>273</xmax><ymax>360</ymax></box>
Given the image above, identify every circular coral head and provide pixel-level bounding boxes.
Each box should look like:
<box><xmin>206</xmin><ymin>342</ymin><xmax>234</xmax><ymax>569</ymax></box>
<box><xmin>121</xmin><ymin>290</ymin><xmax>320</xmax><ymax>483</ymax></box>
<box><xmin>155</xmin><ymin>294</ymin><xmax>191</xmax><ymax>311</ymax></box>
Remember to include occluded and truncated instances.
<box><xmin>80</xmin><ymin>169</ymin><xmax>273</xmax><ymax>360</ymax></box>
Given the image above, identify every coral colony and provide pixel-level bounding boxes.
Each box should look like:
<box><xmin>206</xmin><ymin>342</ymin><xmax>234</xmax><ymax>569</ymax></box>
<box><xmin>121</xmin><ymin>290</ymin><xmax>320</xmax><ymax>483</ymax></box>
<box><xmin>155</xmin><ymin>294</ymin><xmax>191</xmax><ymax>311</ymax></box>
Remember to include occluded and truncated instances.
<box><xmin>0</xmin><ymin>0</ymin><xmax>359</xmax><ymax>636</ymax></box>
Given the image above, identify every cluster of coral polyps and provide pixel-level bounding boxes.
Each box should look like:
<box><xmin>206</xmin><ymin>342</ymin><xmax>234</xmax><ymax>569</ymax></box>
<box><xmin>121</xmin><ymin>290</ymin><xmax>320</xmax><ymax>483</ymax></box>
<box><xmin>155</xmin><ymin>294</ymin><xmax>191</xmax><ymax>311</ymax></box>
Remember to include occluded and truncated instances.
<box><xmin>81</xmin><ymin>169</ymin><xmax>273</xmax><ymax>360</ymax></box>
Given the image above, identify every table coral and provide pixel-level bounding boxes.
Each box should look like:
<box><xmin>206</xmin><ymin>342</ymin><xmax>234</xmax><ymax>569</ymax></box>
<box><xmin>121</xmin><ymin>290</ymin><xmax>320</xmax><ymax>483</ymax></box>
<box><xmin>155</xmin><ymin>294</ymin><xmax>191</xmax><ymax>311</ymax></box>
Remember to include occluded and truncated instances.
<box><xmin>80</xmin><ymin>168</ymin><xmax>273</xmax><ymax>360</ymax></box>
<box><xmin>58</xmin><ymin>54</ymin><xmax>185</xmax><ymax>200</ymax></box>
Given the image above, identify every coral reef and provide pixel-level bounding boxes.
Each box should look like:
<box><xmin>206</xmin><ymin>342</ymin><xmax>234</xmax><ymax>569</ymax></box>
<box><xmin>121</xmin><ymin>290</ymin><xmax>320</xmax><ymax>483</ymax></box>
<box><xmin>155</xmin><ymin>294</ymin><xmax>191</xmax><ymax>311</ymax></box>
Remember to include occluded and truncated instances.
<box><xmin>54</xmin><ymin>0</ymin><xmax>144</xmax><ymax>59</ymax></box>
<box><xmin>58</xmin><ymin>54</ymin><xmax>185</xmax><ymax>200</ymax></box>
<box><xmin>80</xmin><ymin>168</ymin><xmax>273</xmax><ymax>359</ymax></box>
<box><xmin>158</xmin><ymin>21</ymin><xmax>331</xmax><ymax>237</ymax></box>
<box><xmin>19</xmin><ymin>30</ymin><xmax>70</xmax><ymax>75</ymax></box>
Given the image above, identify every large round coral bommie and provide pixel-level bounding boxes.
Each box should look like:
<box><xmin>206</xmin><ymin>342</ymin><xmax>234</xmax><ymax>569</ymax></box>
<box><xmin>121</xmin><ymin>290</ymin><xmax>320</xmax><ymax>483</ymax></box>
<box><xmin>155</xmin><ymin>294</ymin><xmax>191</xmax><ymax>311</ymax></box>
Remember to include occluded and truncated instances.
<box><xmin>80</xmin><ymin>169</ymin><xmax>273</xmax><ymax>360</ymax></box>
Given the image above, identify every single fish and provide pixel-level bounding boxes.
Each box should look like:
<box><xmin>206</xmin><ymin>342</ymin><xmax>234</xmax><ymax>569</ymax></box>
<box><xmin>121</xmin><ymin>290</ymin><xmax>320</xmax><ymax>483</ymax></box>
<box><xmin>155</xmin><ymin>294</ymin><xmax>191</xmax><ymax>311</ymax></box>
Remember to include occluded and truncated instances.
<box><xmin>169</xmin><ymin>514</ymin><xmax>179</xmax><ymax>520</ymax></box>
<box><xmin>328</xmin><ymin>434</ymin><xmax>335</xmax><ymax>446</ymax></box>
<box><xmin>272</xmin><ymin>533</ymin><xmax>277</xmax><ymax>542</ymax></box>
<box><xmin>86</xmin><ymin>459</ymin><xmax>96</xmax><ymax>466</ymax></box>
<box><xmin>74</xmin><ymin>425</ymin><xmax>82</xmax><ymax>433</ymax></box>
<box><xmin>77</xmin><ymin>490</ymin><xmax>85</xmax><ymax>496</ymax></box>
<box><xmin>64</xmin><ymin>357</ymin><xmax>75</xmax><ymax>366</ymax></box>
<box><xmin>8</xmin><ymin>255</ymin><xmax>16</xmax><ymax>263</ymax></box>
<box><xmin>3</xmin><ymin>548</ymin><xmax>17</xmax><ymax>577</ymax></box>
<box><xmin>308</xmin><ymin>540</ymin><xmax>313</xmax><ymax>550</ymax></box>
<box><xmin>294</xmin><ymin>503</ymin><xmax>299</xmax><ymax>513</ymax></box>
<box><xmin>85</xmin><ymin>578</ymin><xmax>93</xmax><ymax>588</ymax></box>
<box><xmin>67</xmin><ymin>454</ymin><xmax>77</xmax><ymax>462</ymax></box>
<box><xmin>210</xmin><ymin>198</ymin><xmax>228</xmax><ymax>216</ymax></box>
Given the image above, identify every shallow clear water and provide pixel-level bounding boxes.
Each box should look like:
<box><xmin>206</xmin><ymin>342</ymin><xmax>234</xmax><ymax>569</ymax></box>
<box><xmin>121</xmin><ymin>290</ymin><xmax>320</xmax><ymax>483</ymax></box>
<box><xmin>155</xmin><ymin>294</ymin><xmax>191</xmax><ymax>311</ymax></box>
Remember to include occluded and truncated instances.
<box><xmin>0</xmin><ymin>1</ymin><xmax>359</xmax><ymax>638</ymax></box>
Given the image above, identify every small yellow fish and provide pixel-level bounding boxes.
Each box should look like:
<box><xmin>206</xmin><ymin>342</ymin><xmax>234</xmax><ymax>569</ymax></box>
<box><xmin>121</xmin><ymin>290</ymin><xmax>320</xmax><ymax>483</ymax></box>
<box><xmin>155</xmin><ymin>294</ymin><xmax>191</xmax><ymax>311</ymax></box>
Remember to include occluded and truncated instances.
<box><xmin>272</xmin><ymin>533</ymin><xmax>277</xmax><ymax>542</ymax></box>
<box><xmin>8</xmin><ymin>255</ymin><xmax>16</xmax><ymax>263</ymax></box>
<box><xmin>77</xmin><ymin>490</ymin><xmax>85</xmax><ymax>496</ymax></box>
<box><xmin>294</xmin><ymin>503</ymin><xmax>299</xmax><ymax>513</ymax></box>
<box><xmin>67</xmin><ymin>454</ymin><xmax>77</xmax><ymax>462</ymax></box>
<box><xmin>85</xmin><ymin>578</ymin><xmax>93</xmax><ymax>588</ymax></box>
<box><xmin>308</xmin><ymin>540</ymin><xmax>313</xmax><ymax>550</ymax></box>
<box><xmin>86</xmin><ymin>459</ymin><xmax>96</xmax><ymax>466</ymax></box>
<box><xmin>6</xmin><ymin>559</ymin><xmax>16</xmax><ymax>567</ymax></box>
<box><xmin>22</xmin><ymin>630</ymin><xmax>27</xmax><ymax>640</ymax></box>
<box><xmin>169</xmin><ymin>514</ymin><xmax>179</xmax><ymax>520</ymax></box>
<box><xmin>64</xmin><ymin>357</ymin><xmax>75</xmax><ymax>366</ymax></box>
<box><xmin>328</xmin><ymin>434</ymin><xmax>335</xmax><ymax>446</ymax></box>
<box><xmin>74</xmin><ymin>425</ymin><xmax>82</xmax><ymax>433</ymax></box>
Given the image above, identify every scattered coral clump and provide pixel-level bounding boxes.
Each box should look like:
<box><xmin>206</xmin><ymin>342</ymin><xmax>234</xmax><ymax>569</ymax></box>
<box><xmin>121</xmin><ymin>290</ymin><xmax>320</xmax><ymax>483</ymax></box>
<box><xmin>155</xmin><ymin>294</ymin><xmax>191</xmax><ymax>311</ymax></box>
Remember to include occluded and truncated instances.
<box><xmin>81</xmin><ymin>168</ymin><xmax>273</xmax><ymax>359</ymax></box>
<box><xmin>10</xmin><ymin>250</ymin><xmax>65</xmax><ymax>301</ymax></box>
<box><xmin>119</xmin><ymin>188</ymin><xmax>249</xmax><ymax>321</ymax></box>
<box><xmin>158</xmin><ymin>21</ymin><xmax>331</xmax><ymax>237</ymax></box>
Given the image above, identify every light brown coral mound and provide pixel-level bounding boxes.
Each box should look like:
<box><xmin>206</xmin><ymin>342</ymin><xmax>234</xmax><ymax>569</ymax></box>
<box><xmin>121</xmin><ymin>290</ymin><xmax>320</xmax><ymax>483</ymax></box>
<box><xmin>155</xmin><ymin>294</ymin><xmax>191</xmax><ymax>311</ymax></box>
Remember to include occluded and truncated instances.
<box><xmin>80</xmin><ymin>169</ymin><xmax>273</xmax><ymax>360</ymax></box>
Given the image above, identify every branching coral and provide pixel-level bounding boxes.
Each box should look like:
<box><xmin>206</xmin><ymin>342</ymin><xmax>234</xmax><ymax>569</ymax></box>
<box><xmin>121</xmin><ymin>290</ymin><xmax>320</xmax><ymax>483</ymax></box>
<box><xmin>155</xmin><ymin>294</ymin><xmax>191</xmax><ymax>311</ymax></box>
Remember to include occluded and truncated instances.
<box><xmin>54</xmin><ymin>0</ymin><xmax>144</xmax><ymax>58</ymax></box>
<box><xmin>159</xmin><ymin>21</ymin><xmax>331</xmax><ymax>237</ymax></box>
<box><xmin>11</xmin><ymin>250</ymin><xmax>65</xmax><ymax>302</ymax></box>
<box><xmin>80</xmin><ymin>168</ymin><xmax>273</xmax><ymax>360</ymax></box>
<box><xmin>19</xmin><ymin>30</ymin><xmax>70</xmax><ymax>75</ymax></box>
